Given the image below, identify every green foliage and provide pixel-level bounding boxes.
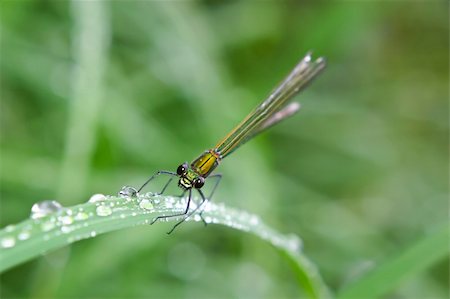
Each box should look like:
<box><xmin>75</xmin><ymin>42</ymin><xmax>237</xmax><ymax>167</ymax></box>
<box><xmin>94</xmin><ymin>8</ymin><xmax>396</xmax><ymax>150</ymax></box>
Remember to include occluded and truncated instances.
<box><xmin>338</xmin><ymin>225</ymin><xmax>449</xmax><ymax>299</ymax></box>
<box><xmin>0</xmin><ymin>192</ymin><xmax>330</xmax><ymax>299</ymax></box>
<box><xmin>1</xmin><ymin>0</ymin><xmax>448</xmax><ymax>298</ymax></box>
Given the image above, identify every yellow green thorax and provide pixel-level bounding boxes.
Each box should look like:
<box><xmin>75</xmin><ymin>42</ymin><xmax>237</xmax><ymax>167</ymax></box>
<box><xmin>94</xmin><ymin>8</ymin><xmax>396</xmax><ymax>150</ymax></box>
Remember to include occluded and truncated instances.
<box><xmin>190</xmin><ymin>150</ymin><xmax>220</xmax><ymax>177</ymax></box>
<box><xmin>178</xmin><ymin>150</ymin><xmax>220</xmax><ymax>190</ymax></box>
<box><xmin>178</xmin><ymin>168</ymin><xmax>198</xmax><ymax>189</ymax></box>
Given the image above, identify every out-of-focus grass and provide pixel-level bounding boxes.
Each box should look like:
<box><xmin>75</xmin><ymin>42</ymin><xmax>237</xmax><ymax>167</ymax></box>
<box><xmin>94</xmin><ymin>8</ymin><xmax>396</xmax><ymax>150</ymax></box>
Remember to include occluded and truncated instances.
<box><xmin>1</xmin><ymin>1</ymin><xmax>448</xmax><ymax>298</ymax></box>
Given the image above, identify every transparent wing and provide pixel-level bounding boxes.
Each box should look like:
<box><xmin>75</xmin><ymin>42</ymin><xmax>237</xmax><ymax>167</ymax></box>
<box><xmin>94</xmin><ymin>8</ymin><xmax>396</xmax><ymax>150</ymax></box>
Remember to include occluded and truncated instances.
<box><xmin>215</xmin><ymin>52</ymin><xmax>326</xmax><ymax>158</ymax></box>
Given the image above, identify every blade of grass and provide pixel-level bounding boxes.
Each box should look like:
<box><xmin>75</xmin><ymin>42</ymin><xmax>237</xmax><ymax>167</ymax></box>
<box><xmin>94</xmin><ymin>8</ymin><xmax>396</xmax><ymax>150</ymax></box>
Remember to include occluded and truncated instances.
<box><xmin>0</xmin><ymin>192</ymin><xmax>330</xmax><ymax>299</ymax></box>
<box><xmin>338</xmin><ymin>225</ymin><xmax>449</xmax><ymax>299</ymax></box>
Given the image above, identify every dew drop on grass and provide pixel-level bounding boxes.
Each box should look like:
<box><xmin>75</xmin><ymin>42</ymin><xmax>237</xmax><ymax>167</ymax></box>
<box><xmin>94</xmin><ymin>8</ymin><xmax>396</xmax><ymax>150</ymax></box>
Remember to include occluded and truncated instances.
<box><xmin>58</xmin><ymin>215</ymin><xmax>73</xmax><ymax>225</ymax></box>
<box><xmin>74</xmin><ymin>212</ymin><xmax>88</xmax><ymax>221</ymax></box>
<box><xmin>88</xmin><ymin>194</ymin><xmax>107</xmax><ymax>203</ymax></box>
<box><xmin>41</xmin><ymin>220</ymin><xmax>56</xmax><ymax>232</ymax></box>
<box><xmin>139</xmin><ymin>199</ymin><xmax>154</xmax><ymax>210</ymax></box>
<box><xmin>165</xmin><ymin>198</ymin><xmax>174</xmax><ymax>209</ymax></box>
<box><xmin>5</xmin><ymin>225</ymin><xmax>15</xmax><ymax>232</ymax></box>
<box><xmin>118</xmin><ymin>186</ymin><xmax>138</xmax><ymax>199</ymax></box>
<box><xmin>31</xmin><ymin>200</ymin><xmax>63</xmax><ymax>219</ymax></box>
<box><xmin>90</xmin><ymin>231</ymin><xmax>97</xmax><ymax>237</ymax></box>
<box><xmin>61</xmin><ymin>226</ymin><xmax>72</xmax><ymax>234</ymax></box>
<box><xmin>1</xmin><ymin>236</ymin><xmax>15</xmax><ymax>248</ymax></box>
<box><xmin>285</xmin><ymin>234</ymin><xmax>302</xmax><ymax>252</ymax></box>
<box><xmin>249</xmin><ymin>215</ymin><xmax>260</xmax><ymax>226</ymax></box>
<box><xmin>96</xmin><ymin>205</ymin><xmax>112</xmax><ymax>216</ymax></box>
<box><xmin>18</xmin><ymin>231</ymin><xmax>31</xmax><ymax>241</ymax></box>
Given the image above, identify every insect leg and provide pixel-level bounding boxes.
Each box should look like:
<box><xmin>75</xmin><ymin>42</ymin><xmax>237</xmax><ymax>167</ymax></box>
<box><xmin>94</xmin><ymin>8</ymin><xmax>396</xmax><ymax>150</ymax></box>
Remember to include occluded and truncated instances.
<box><xmin>198</xmin><ymin>174</ymin><xmax>222</xmax><ymax>224</ymax></box>
<box><xmin>138</xmin><ymin>170</ymin><xmax>177</xmax><ymax>194</ymax></box>
<box><xmin>167</xmin><ymin>189</ymin><xmax>208</xmax><ymax>234</ymax></box>
<box><xmin>151</xmin><ymin>188</ymin><xmax>192</xmax><ymax>225</ymax></box>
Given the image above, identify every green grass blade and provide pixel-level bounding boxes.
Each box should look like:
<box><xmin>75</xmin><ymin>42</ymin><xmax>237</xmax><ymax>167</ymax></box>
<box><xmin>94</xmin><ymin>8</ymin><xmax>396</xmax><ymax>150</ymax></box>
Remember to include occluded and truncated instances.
<box><xmin>0</xmin><ymin>192</ymin><xmax>330</xmax><ymax>299</ymax></box>
<box><xmin>338</xmin><ymin>225</ymin><xmax>449</xmax><ymax>299</ymax></box>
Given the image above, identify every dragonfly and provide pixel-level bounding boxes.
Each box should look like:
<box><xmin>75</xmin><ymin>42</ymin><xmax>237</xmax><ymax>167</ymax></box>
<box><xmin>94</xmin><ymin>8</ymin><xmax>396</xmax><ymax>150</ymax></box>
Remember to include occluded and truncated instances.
<box><xmin>138</xmin><ymin>52</ymin><xmax>326</xmax><ymax>233</ymax></box>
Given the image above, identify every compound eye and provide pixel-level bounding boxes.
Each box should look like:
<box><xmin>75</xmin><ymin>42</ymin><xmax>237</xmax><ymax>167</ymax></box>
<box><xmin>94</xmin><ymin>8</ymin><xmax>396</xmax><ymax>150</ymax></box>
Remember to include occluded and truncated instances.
<box><xmin>176</xmin><ymin>163</ymin><xmax>188</xmax><ymax>176</ymax></box>
<box><xmin>194</xmin><ymin>177</ymin><xmax>205</xmax><ymax>189</ymax></box>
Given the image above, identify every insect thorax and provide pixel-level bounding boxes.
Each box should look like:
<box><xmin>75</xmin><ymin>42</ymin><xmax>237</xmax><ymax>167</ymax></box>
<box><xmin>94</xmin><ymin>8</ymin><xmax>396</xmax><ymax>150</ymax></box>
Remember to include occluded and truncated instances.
<box><xmin>190</xmin><ymin>150</ymin><xmax>220</xmax><ymax>177</ymax></box>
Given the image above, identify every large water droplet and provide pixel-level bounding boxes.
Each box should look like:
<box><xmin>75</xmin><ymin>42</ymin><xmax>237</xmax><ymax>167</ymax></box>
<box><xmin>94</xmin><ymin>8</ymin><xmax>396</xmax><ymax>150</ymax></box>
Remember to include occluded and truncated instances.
<box><xmin>96</xmin><ymin>205</ymin><xmax>112</xmax><ymax>216</ymax></box>
<box><xmin>88</xmin><ymin>194</ymin><xmax>107</xmax><ymax>203</ymax></box>
<box><xmin>1</xmin><ymin>236</ymin><xmax>15</xmax><ymax>248</ymax></box>
<box><xmin>118</xmin><ymin>186</ymin><xmax>138</xmax><ymax>199</ymax></box>
<box><xmin>31</xmin><ymin>200</ymin><xmax>63</xmax><ymax>219</ymax></box>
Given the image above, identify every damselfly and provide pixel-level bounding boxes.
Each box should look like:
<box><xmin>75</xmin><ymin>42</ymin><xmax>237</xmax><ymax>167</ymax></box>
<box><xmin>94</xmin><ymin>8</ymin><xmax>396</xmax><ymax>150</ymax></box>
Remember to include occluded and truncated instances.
<box><xmin>139</xmin><ymin>52</ymin><xmax>326</xmax><ymax>233</ymax></box>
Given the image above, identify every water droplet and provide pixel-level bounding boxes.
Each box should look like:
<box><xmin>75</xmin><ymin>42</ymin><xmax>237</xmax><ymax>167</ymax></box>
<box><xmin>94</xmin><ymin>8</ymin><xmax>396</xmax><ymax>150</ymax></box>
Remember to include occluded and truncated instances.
<box><xmin>31</xmin><ymin>200</ymin><xmax>63</xmax><ymax>219</ymax></box>
<box><xmin>5</xmin><ymin>225</ymin><xmax>15</xmax><ymax>232</ymax></box>
<box><xmin>41</xmin><ymin>220</ymin><xmax>56</xmax><ymax>232</ymax></box>
<box><xmin>58</xmin><ymin>215</ymin><xmax>73</xmax><ymax>225</ymax></box>
<box><xmin>193</xmin><ymin>214</ymin><xmax>201</xmax><ymax>222</ymax></box>
<box><xmin>139</xmin><ymin>199</ymin><xmax>154</xmax><ymax>210</ymax></box>
<box><xmin>153</xmin><ymin>198</ymin><xmax>161</xmax><ymax>204</ymax></box>
<box><xmin>204</xmin><ymin>216</ymin><xmax>212</xmax><ymax>224</ymax></box>
<box><xmin>286</xmin><ymin>234</ymin><xmax>302</xmax><ymax>252</ymax></box>
<box><xmin>90</xmin><ymin>231</ymin><xmax>97</xmax><ymax>237</ymax></box>
<box><xmin>1</xmin><ymin>236</ymin><xmax>15</xmax><ymax>248</ymax></box>
<box><xmin>249</xmin><ymin>215</ymin><xmax>259</xmax><ymax>226</ymax></box>
<box><xmin>96</xmin><ymin>205</ymin><xmax>112</xmax><ymax>217</ymax></box>
<box><xmin>61</xmin><ymin>226</ymin><xmax>72</xmax><ymax>234</ymax></box>
<box><xmin>118</xmin><ymin>186</ymin><xmax>138</xmax><ymax>198</ymax></box>
<box><xmin>74</xmin><ymin>212</ymin><xmax>88</xmax><ymax>221</ymax></box>
<box><xmin>88</xmin><ymin>194</ymin><xmax>107</xmax><ymax>203</ymax></box>
<box><xmin>18</xmin><ymin>231</ymin><xmax>31</xmax><ymax>241</ymax></box>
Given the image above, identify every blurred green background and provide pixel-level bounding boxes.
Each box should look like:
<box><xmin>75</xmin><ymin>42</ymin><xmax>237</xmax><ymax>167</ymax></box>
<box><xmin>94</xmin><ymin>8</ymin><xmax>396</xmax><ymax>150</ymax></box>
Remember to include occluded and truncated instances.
<box><xmin>0</xmin><ymin>1</ymin><xmax>448</xmax><ymax>298</ymax></box>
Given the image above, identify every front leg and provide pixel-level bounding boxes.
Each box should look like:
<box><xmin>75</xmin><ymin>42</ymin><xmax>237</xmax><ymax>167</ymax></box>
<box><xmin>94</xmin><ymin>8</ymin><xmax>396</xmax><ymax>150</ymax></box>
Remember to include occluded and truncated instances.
<box><xmin>138</xmin><ymin>170</ymin><xmax>177</xmax><ymax>194</ymax></box>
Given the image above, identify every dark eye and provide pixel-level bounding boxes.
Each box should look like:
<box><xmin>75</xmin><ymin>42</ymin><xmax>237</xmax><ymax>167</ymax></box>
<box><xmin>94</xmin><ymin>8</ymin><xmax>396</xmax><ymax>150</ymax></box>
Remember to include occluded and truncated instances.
<box><xmin>177</xmin><ymin>163</ymin><xmax>188</xmax><ymax>175</ymax></box>
<box><xmin>194</xmin><ymin>177</ymin><xmax>205</xmax><ymax>189</ymax></box>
